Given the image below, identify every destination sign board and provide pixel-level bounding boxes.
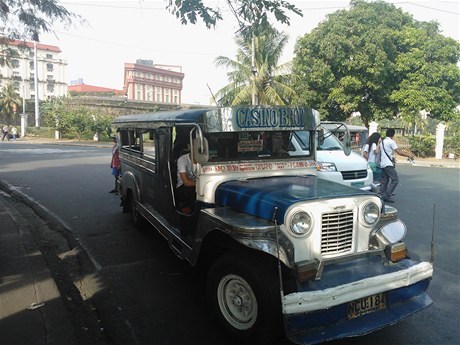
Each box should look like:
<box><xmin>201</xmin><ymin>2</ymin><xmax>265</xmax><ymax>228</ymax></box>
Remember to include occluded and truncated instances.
<box><xmin>204</xmin><ymin>107</ymin><xmax>320</xmax><ymax>132</ymax></box>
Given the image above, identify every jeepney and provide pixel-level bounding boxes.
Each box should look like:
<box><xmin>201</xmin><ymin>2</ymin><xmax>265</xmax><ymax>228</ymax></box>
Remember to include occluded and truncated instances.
<box><xmin>112</xmin><ymin>106</ymin><xmax>433</xmax><ymax>345</ymax></box>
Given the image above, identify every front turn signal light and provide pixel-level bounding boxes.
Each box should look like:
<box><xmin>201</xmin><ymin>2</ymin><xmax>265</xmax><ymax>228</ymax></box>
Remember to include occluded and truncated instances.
<box><xmin>385</xmin><ymin>242</ymin><xmax>407</xmax><ymax>262</ymax></box>
<box><xmin>296</xmin><ymin>261</ymin><xmax>318</xmax><ymax>282</ymax></box>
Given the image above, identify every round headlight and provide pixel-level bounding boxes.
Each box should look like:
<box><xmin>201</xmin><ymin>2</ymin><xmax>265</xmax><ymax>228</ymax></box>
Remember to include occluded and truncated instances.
<box><xmin>290</xmin><ymin>211</ymin><xmax>313</xmax><ymax>236</ymax></box>
<box><xmin>363</xmin><ymin>202</ymin><xmax>380</xmax><ymax>225</ymax></box>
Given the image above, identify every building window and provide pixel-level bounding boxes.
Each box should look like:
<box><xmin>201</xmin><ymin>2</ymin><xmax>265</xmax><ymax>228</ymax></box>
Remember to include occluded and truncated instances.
<box><xmin>29</xmin><ymin>51</ymin><xmax>34</xmax><ymax>58</ymax></box>
<box><xmin>46</xmin><ymin>53</ymin><xmax>53</xmax><ymax>59</ymax></box>
<box><xmin>29</xmin><ymin>82</ymin><xmax>34</xmax><ymax>90</ymax></box>
<box><xmin>29</xmin><ymin>61</ymin><xmax>34</xmax><ymax>70</ymax></box>
<box><xmin>146</xmin><ymin>85</ymin><xmax>153</xmax><ymax>101</ymax></box>
<box><xmin>13</xmin><ymin>81</ymin><xmax>20</xmax><ymax>90</ymax></box>
<box><xmin>47</xmin><ymin>83</ymin><xmax>55</xmax><ymax>92</ymax></box>
<box><xmin>173</xmin><ymin>89</ymin><xmax>179</xmax><ymax>104</ymax></box>
<box><xmin>30</xmin><ymin>73</ymin><xmax>34</xmax><ymax>80</ymax></box>
<box><xmin>156</xmin><ymin>87</ymin><xmax>161</xmax><ymax>102</ymax></box>
<box><xmin>165</xmin><ymin>88</ymin><xmax>170</xmax><ymax>103</ymax></box>
<box><xmin>11</xmin><ymin>59</ymin><xmax>20</xmax><ymax>68</ymax></box>
<box><xmin>135</xmin><ymin>83</ymin><xmax>142</xmax><ymax>100</ymax></box>
<box><xmin>46</xmin><ymin>63</ymin><xmax>54</xmax><ymax>72</ymax></box>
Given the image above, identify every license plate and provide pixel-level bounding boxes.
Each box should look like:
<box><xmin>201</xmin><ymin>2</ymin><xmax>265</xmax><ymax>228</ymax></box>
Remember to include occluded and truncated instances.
<box><xmin>348</xmin><ymin>292</ymin><xmax>386</xmax><ymax>319</ymax></box>
<box><xmin>351</xmin><ymin>182</ymin><xmax>364</xmax><ymax>188</ymax></box>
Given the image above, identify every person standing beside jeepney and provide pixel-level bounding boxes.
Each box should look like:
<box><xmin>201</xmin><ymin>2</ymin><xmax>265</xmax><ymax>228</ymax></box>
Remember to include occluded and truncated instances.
<box><xmin>379</xmin><ymin>128</ymin><xmax>414</xmax><ymax>203</ymax></box>
<box><xmin>176</xmin><ymin>144</ymin><xmax>197</xmax><ymax>211</ymax></box>
<box><xmin>110</xmin><ymin>136</ymin><xmax>121</xmax><ymax>194</ymax></box>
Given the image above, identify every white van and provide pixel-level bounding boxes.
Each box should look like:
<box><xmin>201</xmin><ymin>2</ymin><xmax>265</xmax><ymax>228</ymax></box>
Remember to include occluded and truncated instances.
<box><xmin>290</xmin><ymin>129</ymin><xmax>373</xmax><ymax>190</ymax></box>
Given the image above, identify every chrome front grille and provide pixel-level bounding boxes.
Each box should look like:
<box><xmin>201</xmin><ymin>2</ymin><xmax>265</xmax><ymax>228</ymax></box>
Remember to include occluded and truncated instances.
<box><xmin>321</xmin><ymin>210</ymin><xmax>354</xmax><ymax>254</ymax></box>
<box><xmin>341</xmin><ymin>170</ymin><xmax>367</xmax><ymax>180</ymax></box>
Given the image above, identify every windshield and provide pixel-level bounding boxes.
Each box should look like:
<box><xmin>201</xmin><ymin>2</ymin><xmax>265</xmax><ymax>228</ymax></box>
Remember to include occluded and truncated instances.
<box><xmin>295</xmin><ymin>130</ymin><xmax>343</xmax><ymax>151</ymax></box>
<box><xmin>205</xmin><ymin>130</ymin><xmax>312</xmax><ymax>163</ymax></box>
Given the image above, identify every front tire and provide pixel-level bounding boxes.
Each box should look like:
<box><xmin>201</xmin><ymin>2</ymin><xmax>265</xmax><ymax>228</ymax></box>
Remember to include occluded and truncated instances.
<box><xmin>206</xmin><ymin>253</ymin><xmax>282</xmax><ymax>344</ymax></box>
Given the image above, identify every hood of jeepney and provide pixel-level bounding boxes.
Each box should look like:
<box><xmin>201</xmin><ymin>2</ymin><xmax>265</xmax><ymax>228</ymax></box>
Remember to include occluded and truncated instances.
<box><xmin>215</xmin><ymin>175</ymin><xmax>371</xmax><ymax>224</ymax></box>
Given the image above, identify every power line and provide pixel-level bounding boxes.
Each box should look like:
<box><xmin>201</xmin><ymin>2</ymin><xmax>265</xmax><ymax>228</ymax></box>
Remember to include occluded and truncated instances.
<box><xmin>60</xmin><ymin>0</ymin><xmax>459</xmax><ymax>16</ymax></box>
<box><xmin>401</xmin><ymin>1</ymin><xmax>459</xmax><ymax>15</ymax></box>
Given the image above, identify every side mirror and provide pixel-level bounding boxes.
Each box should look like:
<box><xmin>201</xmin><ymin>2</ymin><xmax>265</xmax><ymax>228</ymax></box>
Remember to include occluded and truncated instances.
<box><xmin>318</xmin><ymin>128</ymin><xmax>325</xmax><ymax>146</ymax></box>
<box><xmin>192</xmin><ymin>136</ymin><xmax>209</xmax><ymax>164</ymax></box>
<box><xmin>343</xmin><ymin>132</ymin><xmax>351</xmax><ymax>156</ymax></box>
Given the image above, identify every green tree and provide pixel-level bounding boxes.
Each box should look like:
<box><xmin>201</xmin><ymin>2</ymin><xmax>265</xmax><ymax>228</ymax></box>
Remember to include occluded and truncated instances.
<box><xmin>66</xmin><ymin>106</ymin><xmax>92</xmax><ymax>141</ymax></box>
<box><xmin>167</xmin><ymin>0</ymin><xmax>301</xmax><ymax>32</ymax></box>
<box><xmin>40</xmin><ymin>96</ymin><xmax>70</xmax><ymax>133</ymax></box>
<box><xmin>292</xmin><ymin>0</ymin><xmax>460</xmax><ymax>127</ymax></box>
<box><xmin>390</xmin><ymin>22</ymin><xmax>460</xmax><ymax>124</ymax></box>
<box><xmin>214</xmin><ymin>28</ymin><xmax>297</xmax><ymax>106</ymax></box>
<box><xmin>90</xmin><ymin>113</ymin><xmax>113</xmax><ymax>138</ymax></box>
<box><xmin>0</xmin><ymin>83</ymin><xmax>22</xmax><ymax>124</ymax></box>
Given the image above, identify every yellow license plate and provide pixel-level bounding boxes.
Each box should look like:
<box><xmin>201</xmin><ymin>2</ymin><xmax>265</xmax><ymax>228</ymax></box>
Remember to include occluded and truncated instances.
<box><xmin>348</xmin><ymin>292</ymin><xmax>386</xmax><ymax>319</ymax></box>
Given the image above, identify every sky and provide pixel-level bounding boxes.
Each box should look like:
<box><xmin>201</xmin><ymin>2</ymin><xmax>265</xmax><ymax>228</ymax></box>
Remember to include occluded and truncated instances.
<box><xmin>40</xmin><ymin>1</ymin><xmax>459</xmax><ymax>105</ymax></box>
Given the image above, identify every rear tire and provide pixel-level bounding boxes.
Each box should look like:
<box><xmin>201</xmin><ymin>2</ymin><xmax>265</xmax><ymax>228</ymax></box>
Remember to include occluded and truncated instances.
<box><xmin>127</xmin><ymin>190</ymin><xmax>145</xmax><ymax>228</ymax></box>
<box><xmin>206</xmin><ymin>252</ymin><xmax>282</xmax><ymax>344</ymax></box>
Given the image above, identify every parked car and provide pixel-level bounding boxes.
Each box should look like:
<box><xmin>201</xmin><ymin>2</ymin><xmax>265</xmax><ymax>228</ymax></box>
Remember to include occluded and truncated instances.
<box><xmin>290</xmin><ymin>127</ymin><xmax>373</xmax><ymax>190</ymax></box>
<box><xmin>112</xmin><ymin>106</ymin><xmax>432</xmax><ymax>345</ymax></box>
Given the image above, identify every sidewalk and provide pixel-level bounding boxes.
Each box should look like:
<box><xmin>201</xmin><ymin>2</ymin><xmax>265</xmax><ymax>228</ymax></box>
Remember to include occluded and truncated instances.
<box><xmin>397</xmin><ymin>155</ymin><xmax>459</xmax><ymax>169</ymax></box>
<box><xmin>0</xmin><ymin>189</ymin><xmax>79</xmax><ymax>345</ymax></box>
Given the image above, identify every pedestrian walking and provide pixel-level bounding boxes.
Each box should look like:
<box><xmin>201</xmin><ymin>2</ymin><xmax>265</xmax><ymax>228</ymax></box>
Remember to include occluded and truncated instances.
<box><xmin>2</xmin><ymin>125</ymin><xmax>9</xmax><ymax>141</ymax></box>
<box><xmin>379</xmin><ymin>128</ymin><xmax>414</xmax><ymax>203</ymax></box>
<box><xmin>11</xmin><ymin>126</ymin><xmax>18</xmax><ymax>140</ymax></box>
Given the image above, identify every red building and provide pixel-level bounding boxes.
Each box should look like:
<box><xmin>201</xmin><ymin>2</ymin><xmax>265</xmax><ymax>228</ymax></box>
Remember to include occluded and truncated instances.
<box><xmin>124</xmin><ymin>59</ymin><xmax>184</xmax><ymax>104</ymax></box>
<box><xmin>68</xmin><ymin>83</ymin><xmax>123</xmax><ymax>95</ymax></box>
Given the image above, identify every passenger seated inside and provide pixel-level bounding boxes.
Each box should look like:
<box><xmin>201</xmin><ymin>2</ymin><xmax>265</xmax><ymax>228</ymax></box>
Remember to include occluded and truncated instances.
<box><xmin>176</xmin><ymin>143</ymin><xmax>197</xmax><ymax>214</ymax></box>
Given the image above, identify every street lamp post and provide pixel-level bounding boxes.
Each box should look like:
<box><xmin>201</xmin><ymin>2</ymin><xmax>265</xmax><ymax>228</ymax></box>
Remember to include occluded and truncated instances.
<box><xmin>33</xmin><ymin>40</ymin><xmax>40</xmax><ymax>128</ymax></box>
<box><xmin>251</xmin><ymin>35</ymin><xmax>257</xmax><ymax>106</ymax></box>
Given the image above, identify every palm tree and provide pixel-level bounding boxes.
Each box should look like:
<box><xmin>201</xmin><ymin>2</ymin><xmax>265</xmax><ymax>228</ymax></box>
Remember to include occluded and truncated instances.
<box><xmin>0</xmin><ymin>83</ymin><xmax>22</xmax><ymax>125</ymax></box>
<box><xmin>214</xmin><ymin>28</ymin><xmax>298</xmax><ymax>106</ymax></box>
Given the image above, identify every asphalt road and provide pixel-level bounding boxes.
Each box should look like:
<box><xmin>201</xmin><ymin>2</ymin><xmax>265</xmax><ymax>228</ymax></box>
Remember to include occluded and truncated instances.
<box><xmin>0</xmin><ymin>142</ymin><xmax>459</xmax><ymax>345</ymax></box>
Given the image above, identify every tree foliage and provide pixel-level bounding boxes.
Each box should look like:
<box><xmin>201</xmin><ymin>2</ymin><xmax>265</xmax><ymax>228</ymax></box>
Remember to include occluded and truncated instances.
<box><xmin>167</xmin><ymin>0</ymin><xmax>302</xmax><ymax>35</ymax></box>
<box><xmin>292</xmin><ymin>0</ymin><xmax>460</xmax><ymax>127</ymax></box>
<box><xmin>0</xmin><ymin>0</ymin><xmax>77</xmax><ymax>65</ymax></box>
<box><xmin>0</xmin><ymin>83</ymin><xmax>22</xmax><ymax>124</ymax></box>
<box><xmin>40</xmin><ymin>97</ymin><xmax>113</xmax><ymax>140</ymax></box>
<box><xmin>214</xmin><ymin>28</ymin><xmax>297</xmax><ymax>106</ymax></box>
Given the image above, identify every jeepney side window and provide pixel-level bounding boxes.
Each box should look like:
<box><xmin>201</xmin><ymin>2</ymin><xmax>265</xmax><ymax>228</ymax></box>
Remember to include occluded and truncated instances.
<box><xmin>120</xmin><ymin>130</ymin><xmax>142</xmax><ymax>152</ymax></box>
<box><xmin>119</xmin><ymin>130</ymin><xmax>129</xmax><ymax>148</ymax></box>
<box><xmin>131</xmin><ymin>131</ymin><xmax>142</xmax><ymax>151</ymax></box>
<box><xmin>142</xmin><ymin>130</ymin><xmax>156</xmax><ymax>159</ymax></box>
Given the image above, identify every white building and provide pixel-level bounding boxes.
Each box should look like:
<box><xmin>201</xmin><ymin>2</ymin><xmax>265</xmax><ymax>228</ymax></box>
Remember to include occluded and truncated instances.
<box><xmin>0</xmin><ymin>40</ymin><xmax>67</xmax><ymax>101</ymax></box>
<box><xmin>124</xmin><ymin>59</ymin><xmax>184</xmax><ymax>104</ymax></box>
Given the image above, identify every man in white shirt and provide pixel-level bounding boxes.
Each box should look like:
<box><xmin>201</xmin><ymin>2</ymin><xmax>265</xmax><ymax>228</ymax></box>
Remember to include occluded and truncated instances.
<box><xmin>380</xmin><ymin>128</ymin><xmax>414</xmax><ymax>203</ymax></box>
<box><xmin>176</xmin><ymin>144</ymin><xmax>197</xmax><ymax>211</ymax></box>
